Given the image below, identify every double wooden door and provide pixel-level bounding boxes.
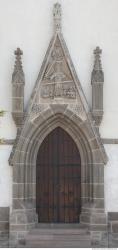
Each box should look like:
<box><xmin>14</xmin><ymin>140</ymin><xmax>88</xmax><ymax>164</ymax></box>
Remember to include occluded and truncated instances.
<box><xmin>36</xmin><ymin>127</ymin><xmax>81</xmax><ymax>223</ymax></box>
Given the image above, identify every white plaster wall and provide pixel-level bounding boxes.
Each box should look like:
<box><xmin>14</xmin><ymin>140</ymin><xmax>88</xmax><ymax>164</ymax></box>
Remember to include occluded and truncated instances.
<box><xmin>0</xmin><ymin>145</ymin><xmax>12</xmax><ymax>207</ymax></box>
<box><xmin>105</xmin><ymin>145</ymin><xmax>118</xmax><ymax>212</ymax></box>
<box><xmin>0</xmin><ymin>0</ymin><xmax>118</xmax><ymax>210</ymax></box>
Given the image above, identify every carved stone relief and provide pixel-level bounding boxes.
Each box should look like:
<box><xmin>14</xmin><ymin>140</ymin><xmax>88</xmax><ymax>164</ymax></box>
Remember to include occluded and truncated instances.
<box><xmin>30</xmin><ymin>103</ymin><xmax>49</xmax><ymax>120</ymax></box>
<box><xmin>68</xmin><ymin>103</ymin><xmax>87</xmax><ymax>121</ymax></box>
<box><xmin>40</xmin><ymin>37</ymin><xmax>76</xmax><ymax>100</ymax></box>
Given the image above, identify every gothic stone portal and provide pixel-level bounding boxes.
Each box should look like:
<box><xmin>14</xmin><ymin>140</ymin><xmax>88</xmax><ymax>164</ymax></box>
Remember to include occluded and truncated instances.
<box><xmin>36</xmin><ymin>127</ymin><xmax>81</xmax><ymax>223</ymax></box>
<box><xmin>9</xmin><ymin>3</ymin><xmax>108</xmax><ymax>247</ymax></box>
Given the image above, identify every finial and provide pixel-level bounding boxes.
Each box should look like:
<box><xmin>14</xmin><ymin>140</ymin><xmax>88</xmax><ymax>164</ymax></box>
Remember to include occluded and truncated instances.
<box><xmin>12</xmin><ymin>47</ymin><xmax>25</xmax><ymax>84</ymax></box>
<box><xmin>53</xmin><ymin>3</ymin><xmax>61</xmax><ymax>32</ymax></box>
<box><xmin>94</xmin><ymin>46</ymin><xmax>102</xmax><ymax>56</ymax></box>
<box><xmin>93</xmin><ymin>46</ymin><xmax>102</xmax><ymax>71</ymax></box>
<box><xmin>14</xmin><ymin>47</ymin><xmax>23</xmax><ymax>56</ymax></box>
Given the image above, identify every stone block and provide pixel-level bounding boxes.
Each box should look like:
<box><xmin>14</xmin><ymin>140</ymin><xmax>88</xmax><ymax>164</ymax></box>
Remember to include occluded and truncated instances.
<box><xmin>112</xmin><ymin>222</ymin><xmax>118</xmax><ymax>233</ymax></box>
<box><xmin>50</xmin><ymin>104</ymin><xmax>67</xmax><ymax>114</ymax></box>
<box><xmin>70</xmin><ymin>114</ymin><xmax>83</xmax><ymax>125</ymax></box>
<box><xmin>43</xmin><ymin>108</ymin><xmax>53</xmax><ymax>120</ymax></box>
<box><xmin>91</xmin><ymin>213</ymin><xmax>107</xmax><ymax>224</ymax></box>
<box><xmin>13</xmin><ymin>150</ymin><xmax>29</xmax><ymax>165</ymax></box>
<box><xmin>93</xmin><ymin>184</ymin><xmax>104</xmax><ymax>198</ymax></box>
<box><xmin>80</xmin><ymin>214</ymin><xmax>90</xmax><ymax>223</ymax></box>
<box><xmin>9</xmin><ymin>231</ymin><xmax>18</xmax><ymax>248</ymax></box>
<box><xmin>10</xmin><ymin>224</ymin><xmax>26</xmax><ymax>232</ymax></box>
<box><xmin>0</xmin><ymin>239</ymin><xmax>9</xmax><ymax>248</ymax></box>
<box><xmin>108</xmin><ymin>212</ymin><xmax>118</xmax><ymax>221</ymax></box>
<box><xmin>93</xmin><ymin>163</ymin><xmax>104</xmax><ymax>183</ymax></box>
<box><xmin>90</xmin><ymin>224</ymin><xmax>107</xmax><ymax>231</ymax></box>
<box><xmin>0</xmin><ymin>222</ymin><xmax>9</xmax><ymax>231</ymax></box>
<box><xmin>33</xmin><ymin>114</ymin><xmax>45</xmax><ymax>127</ymax></box>
<box><xmin>64</xmin><ymin>108</ymin><xmax>74</xmax><ymax>119</ymax></box>
<box><xmin>79</xmin><ymin>120</ymin><xmax>94</xmax><ymax>140</ymax></box>
<box><xmin>10</xmin><ymin>213</ymin><xmax>17</xmax><ymax>224</ymax></box>
<box><xmin>13</xmin><ymin>199</ymin><xmax>24</xmax><ymax>209</ymax></box>
<box><xmin>17</xmin><ymin>213</ymin><xmax>27</xmax><ymax>224</ymax></box>
<box><xmin>13</xmin><ymin>164</ymin><xmax>25</xmax><ymax>183</ymax></box>
<box><xmin>13</xmin><ymin>183</ymin><xmax>24</xmax><ymax>198</ymax></box>
<box><xmin>90</xmin><ymin>138</ymin><xmax>99</xmax><ymax>150</ymax></box>
<box><xmin>26</xmin><ymin>166</ymin><xmax>36</xmax><ymax>183</ymax></box>
<box><xmin>22</xmin><ymin>122</ymin><xmax>35</xmax><ymax>138</ymax></box>
<box><xmin>92</xmin><ymin>149</ymin><xmax>103</xmax><ymax>164</ymax></box>
<box><xmin>93</xmin><ymin>198</ymin><xmax>104</xmax><ymax>209</ymax></box>
<box><xmin>0</xmin><ymin>207</ymin><xmax>9</xmax><ymax>222</ymax></box>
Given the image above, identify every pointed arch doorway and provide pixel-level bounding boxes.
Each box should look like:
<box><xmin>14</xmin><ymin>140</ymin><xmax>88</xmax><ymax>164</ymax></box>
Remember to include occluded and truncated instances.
<box><xmin>36</xmin><ymin>127</ymin><xmax>81</xmax><ymax>223</ymax></box>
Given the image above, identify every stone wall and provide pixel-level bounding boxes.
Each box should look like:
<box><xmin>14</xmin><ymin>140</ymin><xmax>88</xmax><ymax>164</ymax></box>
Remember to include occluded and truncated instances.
<box><xmin>108</xmin><ymin>212</ymin><xmax>118</xmax><ymax>247</ymax></box>
<box><xmin>0</xmin><ymin>207</ymin><xmax>9</xmax><ymax>247</ymax></box>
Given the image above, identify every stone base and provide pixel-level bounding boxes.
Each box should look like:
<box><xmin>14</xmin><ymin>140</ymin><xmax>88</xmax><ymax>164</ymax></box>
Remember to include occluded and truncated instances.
<box><xmin>108</xmin><ymin>212</ymin><xmax>118</xmax><ymax>247</ymax></box>
<box><xmin>0</xmin><ymin>207</ymin><xmax>9</xmax><ymax>248</ymax></box>
<box><xmin>80</xmin><ymin>202</ymin><xmax>108</xmax><ymax>247</ymax></box>
<box><xmin>9</xmin><ymin>208</ymin><xmax>38</xmax><ymax>247</ymax></box>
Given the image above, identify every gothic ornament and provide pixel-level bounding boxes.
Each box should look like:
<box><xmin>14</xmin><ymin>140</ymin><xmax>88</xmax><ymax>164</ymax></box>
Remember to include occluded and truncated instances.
<box><xmin>53</xmin><ymin>3</ymin><xmax>61</xmax><ymax>32</ymax></box>
<box><xmin>91</xmin><ymin>46</ymin><xmax>104</xmax><ymax>127</ymax></box>
<box><xmin>41</xmin><ymin>37</ymin><xmax>76</xmax><ymax>99</ymax></box>
<box><xmin>9</xmin><ymin>4</ymin><xmax>108</xmax><ymax>247</ymax></box>
<box><xmin>12</xmin><ymin>48</ymin><xmax>25</xmax><ymax>84</ymax></box>
<box><xmin>12</xmin><ymin>48</ymin><xmax>25</xmax><ymax>128</ymax></box>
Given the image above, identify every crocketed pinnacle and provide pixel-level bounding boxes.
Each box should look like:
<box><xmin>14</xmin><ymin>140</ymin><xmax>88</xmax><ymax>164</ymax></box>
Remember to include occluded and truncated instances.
<box><xmin>53</xmin><ymin>3</ymin><xmax>61</xmax><ymax>32</ymax></box>
<box><xmin>12</xmin><ymin>48</ymin><xmax>25</xmax><ymax>84</ymax></box>
<box><xmin>94</xmin><ymin>46</ymin><xmax>102</xmax><ymax>71</ymax></box>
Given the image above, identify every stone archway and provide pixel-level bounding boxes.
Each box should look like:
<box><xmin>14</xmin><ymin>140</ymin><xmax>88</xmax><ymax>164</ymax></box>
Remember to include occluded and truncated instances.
<box><xmin>9</xmin><ymin>3</ymin><xmax>108</xmax><ymax>246</ymax></box>
<box><xmin>9</xmin><ymin>107</ymin><xmax>107</xmax><ymax>246</ymax></box>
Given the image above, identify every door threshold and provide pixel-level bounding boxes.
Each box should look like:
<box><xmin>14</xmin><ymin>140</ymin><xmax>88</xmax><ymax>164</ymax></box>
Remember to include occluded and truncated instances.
<box><xmin>36</xmin><ymin>223</ymin><xmax>87</xmax><ymax>229</ymax></box>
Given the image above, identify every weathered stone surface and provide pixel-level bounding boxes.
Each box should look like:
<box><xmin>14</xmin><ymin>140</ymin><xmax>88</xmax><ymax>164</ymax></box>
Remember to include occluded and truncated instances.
<box><xmin>91</xmin><ymin>46</ymin><xmax>104</xmax><ymax>127</ymax></box>
<box><xmin>10</xmin><ymin>224</ymin><xmax>27</xmax><ymax>232</ymax></box>
<box><xmin>111</xmin><ymin>223</ymin><xmax>118</xmax><ymax>233</ymax></box>
<box><xmin>12</xmin><ymin>48</ymin><xmax>25</xmax><ymax>128</ymax></box>
<box><xmin>93</xmin><ymin>198</ymin><xmax>104</xmax><ymax>209</ymax></box>
<box><xmin>50</xmin><ymin>104</ymin><xmax>67</xmax><ymax>114</ymax></box>
<box><xmin>91</xmin><ymin>213</ymin><xmax>107</xmax><ymax>224</ymax></box>
<box><xmin>93</xmin><ymin>163</ymin><xmax>104</xmax><ymax>183</ymax></box>
<box><xmin>8</xmin><ymin>3</ymin><xmax>108</xmax><ymax>247</ymax></box>
<box><xmin>0</xmin><ymin>207</ymin><xmax>9</xmax><ymax>222</ymax></box>
<box><xmin>0</xmin><ymin>207</ymin><xmax>9</xmax><ymax>246</ymax></box>
<box><xmin>93</xmin><ymin>184</ymin><xmax>104</xmax><ymax>198</ymax></box>
<box><xmin>0</xmin><ymin>222</ymin><xmax>9</xmax><ymax>231</ymax></box>
<box><xmin>108</xmin><ymin>212</ymin><xmax>118</xmax><ymax>221</ymax></box>
<box><xmin>92</xmin><ymin>149</ymin><xmax>104</xmax><ymax>163</ymax></box>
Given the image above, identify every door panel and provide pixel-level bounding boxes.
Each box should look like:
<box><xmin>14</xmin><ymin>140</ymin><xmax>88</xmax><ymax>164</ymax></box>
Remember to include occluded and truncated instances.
<box><xmin>36</xmin><ymin>127</ymin><xmax>81</xmax><ymax>223</ymax></box>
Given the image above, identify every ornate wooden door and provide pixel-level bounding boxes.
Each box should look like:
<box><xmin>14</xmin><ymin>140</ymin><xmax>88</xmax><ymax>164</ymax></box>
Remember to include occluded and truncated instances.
<box><xmin>36</xmin><ymin>127</ymin><xmax>81</xmax><ymax>223</ymax></box>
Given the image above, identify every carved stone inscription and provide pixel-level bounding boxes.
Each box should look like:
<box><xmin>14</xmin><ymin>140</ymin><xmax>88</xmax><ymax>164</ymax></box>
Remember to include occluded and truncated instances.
<box><xmin>41</xmin><ymin>82</ymin><xmax>76</xmax><ymax>99</ymax></box>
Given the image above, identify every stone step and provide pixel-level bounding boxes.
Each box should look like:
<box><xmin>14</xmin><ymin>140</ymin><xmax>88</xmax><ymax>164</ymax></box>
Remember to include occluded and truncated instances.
<box><xmin>26</xmin><ymin>239</ymin><xmax>91</xmax><ymax>248</ymax></box>
<box><xmin>25</xmin><ymin>224</ymin><xmax>91</xmax><ymax>248</ymax></box>
<box><xmin>36</xmin><ymin>223</ymin><xmax>88</xmax><ymax>229</ymax></box>
<box><xmin>27</xmin><ymin>228</ymin><xmax>88</xmax><ymax>236</ymax></box>
<box><xmin>27</xmin><ymin>233</ymin><xmax>90</xmax><ymax>241</ymax></box>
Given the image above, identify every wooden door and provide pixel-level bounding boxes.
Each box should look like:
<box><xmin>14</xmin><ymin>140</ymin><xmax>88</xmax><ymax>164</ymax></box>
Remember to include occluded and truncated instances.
<box><xmin>36</xmin><ymin>127</ymin><xmax>81</xmax><ymax>223</ymax></box>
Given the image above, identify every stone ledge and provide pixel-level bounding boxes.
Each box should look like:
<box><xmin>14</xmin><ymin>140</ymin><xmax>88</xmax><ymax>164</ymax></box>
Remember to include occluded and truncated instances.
<box><xmin>102</xmin><ymin>138</ymin><xmax>118</xmax><ymax>144</ymax></box>
<box><xmin>1</xmin><ymin>138</ymin><xmax>118</xmax><ymax>145</ymax></box>
<box><xmin>0</xmin><ymin>139</ymin><xmax>15</xmax><ymax>145</ymax></box>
